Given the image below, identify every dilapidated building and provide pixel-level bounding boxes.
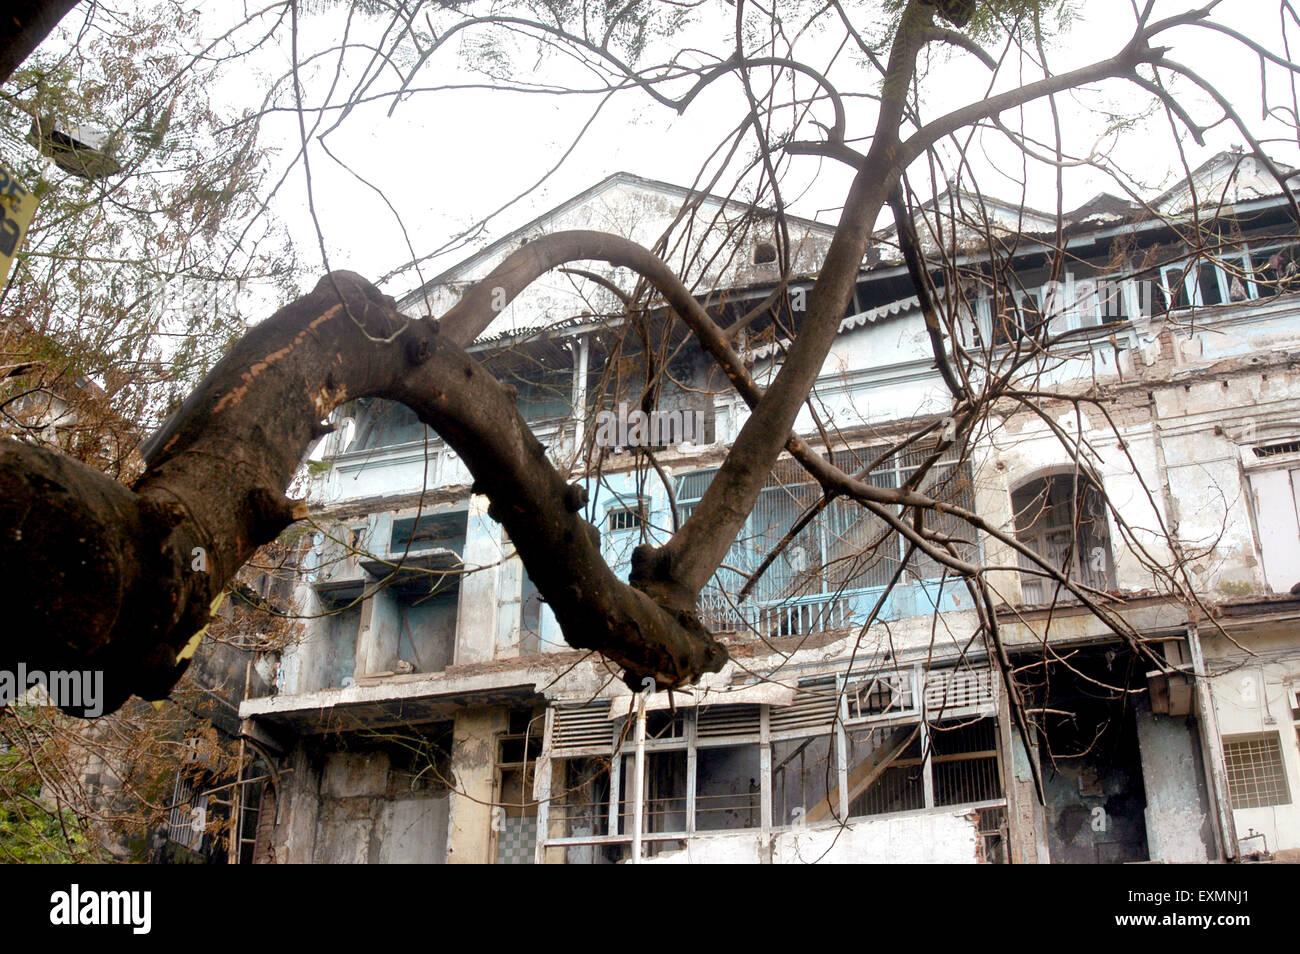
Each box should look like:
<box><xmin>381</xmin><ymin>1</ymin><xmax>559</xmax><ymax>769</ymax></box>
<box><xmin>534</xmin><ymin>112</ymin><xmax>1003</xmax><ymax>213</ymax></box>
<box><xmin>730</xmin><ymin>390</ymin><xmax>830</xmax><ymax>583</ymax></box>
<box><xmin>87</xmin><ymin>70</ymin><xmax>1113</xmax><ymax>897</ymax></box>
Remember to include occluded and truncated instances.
<box><xmin>238</xmin><ymin>158</ymin><xmax>1300</xmax><ymax>863</ymax></box>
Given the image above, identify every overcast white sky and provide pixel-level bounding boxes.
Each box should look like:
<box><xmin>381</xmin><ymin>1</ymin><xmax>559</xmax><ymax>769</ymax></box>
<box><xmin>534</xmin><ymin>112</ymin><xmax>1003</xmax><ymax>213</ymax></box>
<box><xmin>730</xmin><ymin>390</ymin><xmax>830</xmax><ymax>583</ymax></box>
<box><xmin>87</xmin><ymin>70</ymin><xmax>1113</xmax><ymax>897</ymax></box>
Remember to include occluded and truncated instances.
<box><xmin>192</xmin><ymin>1</ymin><xmax>1300</xmax><ymax>301</ymax></box>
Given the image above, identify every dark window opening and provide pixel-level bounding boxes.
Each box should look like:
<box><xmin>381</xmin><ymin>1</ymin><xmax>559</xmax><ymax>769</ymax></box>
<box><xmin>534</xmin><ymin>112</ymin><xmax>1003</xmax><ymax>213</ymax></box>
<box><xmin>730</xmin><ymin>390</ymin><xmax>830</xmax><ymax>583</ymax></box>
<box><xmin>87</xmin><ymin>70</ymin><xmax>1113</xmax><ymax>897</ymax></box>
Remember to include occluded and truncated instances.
<box><xmin>390</xmin><ymin>511</ymin><xmax>467</xmax><ymax>555</ymax></box>
<box><xmin>1012</xmin><ymin>472</ymin><xmax>1115</xmax><ymax>606</ymax></box>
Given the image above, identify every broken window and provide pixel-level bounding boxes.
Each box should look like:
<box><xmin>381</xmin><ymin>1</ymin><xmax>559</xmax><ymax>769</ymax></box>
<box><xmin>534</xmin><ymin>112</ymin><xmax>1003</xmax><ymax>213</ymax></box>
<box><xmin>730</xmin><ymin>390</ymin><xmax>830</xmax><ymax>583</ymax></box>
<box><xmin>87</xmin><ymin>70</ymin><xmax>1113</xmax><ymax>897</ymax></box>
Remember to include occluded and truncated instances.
<box><xmin>1158</xmin><ymin>249</ymin><xmax>1283</xmax><ymax>311</ymax></box>
<box><xmin>618</xmin><ymin>749</ymin><xmax>688</xmax><ymax>840</ymax></box>
<box><xmin>771</xmin><ymin>734</ymin><xmax>837</xmax><ymax>828</ymax></box>
<box><xmin>1011</xmin><ymin>471</ymin><xmax>1115</xmax><ymax>605</ymax></box>
<box><xmin>388</xmin><ymin>587</ymin><xmax>458</xmax><ymax>673</ymax></box>
<box><xmin>495</xmin><ymin>711</ymin><xmax>543</xmax><ymax>865</ymax></box>
<box><xmin>349</xmin><ymin>397</ymin><xmax>434</xmax><ymax>450</ymax></box>
<box><xmin>695</xmin><ymin>745</ymin><xmax>761</xmax><ymax>831</ymax></box>
<box><xmin>479</xmin><ymin>340</ymin><xmax>574</xmax><ymax>424</ymax></box>
<box><xmin>300</xmin><ymin>598</ymin><xmax>360</xmax><ymax>691</ymax></box>
<box><xmin>390</xmin><ymin>511</ymin><xmax>467</xmax><ymax>554</ymax></box>
<box><xmin>1249</xmin><ymin>243</ymin><xmax>1300</xmax><ymax>297</ymax></box>
<box><xmin>1224</xmin><ymin>732</ymin><xmax>1291</xmax><ymax>810</ymax></box>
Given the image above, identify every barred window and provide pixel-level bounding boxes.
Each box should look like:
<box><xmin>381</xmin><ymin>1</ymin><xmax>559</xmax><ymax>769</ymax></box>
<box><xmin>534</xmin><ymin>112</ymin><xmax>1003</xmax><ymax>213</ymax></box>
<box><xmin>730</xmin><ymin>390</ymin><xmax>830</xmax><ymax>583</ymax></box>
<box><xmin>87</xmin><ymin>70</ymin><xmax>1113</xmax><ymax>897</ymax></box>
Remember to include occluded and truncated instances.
<box><xmin>1223</xmin><ymin>733</ymin><xmax>1291</xmax><ymax>809</ymax></box>
<box><xmin>608</xmin><ymin>505</ymin><xmax>644</xmax><ymax>533</ymax></box>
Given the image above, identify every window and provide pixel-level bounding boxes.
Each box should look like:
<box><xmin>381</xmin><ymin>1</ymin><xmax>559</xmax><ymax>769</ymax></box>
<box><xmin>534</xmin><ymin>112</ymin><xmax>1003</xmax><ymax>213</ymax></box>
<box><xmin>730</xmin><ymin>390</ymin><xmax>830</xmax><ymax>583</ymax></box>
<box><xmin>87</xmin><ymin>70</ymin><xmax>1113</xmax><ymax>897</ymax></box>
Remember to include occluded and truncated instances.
<box><xmin>390</xmin><ymin>511</ymin><xmax>467</xmax><ymax>555</ymax></box>
<box><xmin>519</xmin><ymin>568</ymin><xmax>542</xmax><ymax>655</ymax></box>
<box><xmin>1011</xmin><ymin>472</ymin><xmax>1115</xmax><ymax>605</ymax></box>
<box><xmin>618</xmin><ymin>750</ymin><xmax>687</xmax><ymax>838</ymax></box>
<box><xmin>542</xmin><ymin>670</ymin><xmax>1002</xmax><ymax>862</ymax></box>
<box><xmin>676</xmin><ymin>444</ymin><xmax>977</xmax><ymax>636</ymax></box>
<box><xmin>752</xmin><ymin>240</ymin><xmax>777</xmax><ymax>265</ymax></box>
<box><xmin>607</xmin><ymin>504</ymin><xmax>645</xmax><ymax>533</ymax></box>
<box><xmin>1224</xmin><ymin>733</ymin><xmax>1291</xmax><ymax>809</ymax></box>
<box><xmin>1244</xmin><ymin>444</ymin><xmax>1300</xmax><ymax>593</ymax></box>
<box><xmin>495</xmin><ymin>711</ymin><xmax>543</xmax><ymax>864</ymax></box>
<box><xmin>695</xmin><ymin>745</ymin><xmax>761</xmax><ymax>831</ymax></box>
<box><xmin>1157</xmin><ymin>245</ymin><xmax>1300</xmax><ymax>312</ymax></box>
<box><xmin>350</xmin><ymin>397</ymin><xmax>433</xmax><ymax>450</ymax></box>
<box><xmin>480</xmin><ymin>344</ymin><xmax>575</xmax><ymax>424</ymax></box>
<box><xmin>974</xmin><ymin>273</ymin><xmax>1130</xmax><ymax>347</ymax></box>
<box><xmin>1248</xmin><ymin>243</ymin><xmax>1300</xmax><ymax>297</ymax></box>
<box><xmin>1159</xmin><ymin>259</ymin><xmax>1235</xmax><ymax>309</ymax></box>
<box><xmin>846</xmin><ymin>717</ymin><xmax>1003</xmax><ymax>818</ymax></box>
<box><xmin>771</xmin><ymin>734</ymin><xmax>837</xmax><ymax>828</ymax></box>
<box><xmin>847</xmin><ymin>671</ymin><xmax>914</xmax><ymax>720</ymax></box>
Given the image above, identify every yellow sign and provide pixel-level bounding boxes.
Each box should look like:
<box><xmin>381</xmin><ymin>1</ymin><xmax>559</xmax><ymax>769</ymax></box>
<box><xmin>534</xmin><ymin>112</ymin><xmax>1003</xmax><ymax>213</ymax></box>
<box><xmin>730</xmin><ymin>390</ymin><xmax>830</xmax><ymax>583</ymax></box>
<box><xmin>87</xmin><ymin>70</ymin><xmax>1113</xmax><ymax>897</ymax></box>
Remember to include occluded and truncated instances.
<box><xmin>0</xmin><ymin>163</ymin><xmax>37</xmax><ymax>286</ymax></box>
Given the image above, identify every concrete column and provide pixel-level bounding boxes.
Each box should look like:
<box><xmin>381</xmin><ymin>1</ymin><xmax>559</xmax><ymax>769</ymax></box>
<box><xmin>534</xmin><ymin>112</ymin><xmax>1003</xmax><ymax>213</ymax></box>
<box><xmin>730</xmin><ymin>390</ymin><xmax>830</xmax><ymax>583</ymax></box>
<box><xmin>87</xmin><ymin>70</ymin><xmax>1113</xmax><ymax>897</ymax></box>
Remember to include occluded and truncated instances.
<box><xmin>357</xmin><ymin>586</ymin><xmax>400</xmax><ymax>676</ymax></box>
<box><xmin>971</xmin><ymin>447</ymin><xmax>1023</xmax><ymax>603</ymax></box>
<box><xmin>276</xmin><ymin>747</ymin><xmax>321</xmax><ymax>864</ymax></box>
<box><xmin>1135</xmin><ymin>702</ymin><xmax>1215</xmax><ymax>862</ymax></box>
<box><xmin>496</xmin><ymin>551</ymin><xmax>523</xmax><ymax>657</ymax></box>
<box><xmin>446</xmin><ymin>707</ymin><xmax>508</xmax><ymax>863</ymax></box>
<box><xmin>455</xmin><ymin>494</ymin><xmax>503</xmax><ymax>665</ymax></box>
<box><xmin>570</xmin><ymin>335</ymin><xmax>590</xmax><ymax>449</ymax></box>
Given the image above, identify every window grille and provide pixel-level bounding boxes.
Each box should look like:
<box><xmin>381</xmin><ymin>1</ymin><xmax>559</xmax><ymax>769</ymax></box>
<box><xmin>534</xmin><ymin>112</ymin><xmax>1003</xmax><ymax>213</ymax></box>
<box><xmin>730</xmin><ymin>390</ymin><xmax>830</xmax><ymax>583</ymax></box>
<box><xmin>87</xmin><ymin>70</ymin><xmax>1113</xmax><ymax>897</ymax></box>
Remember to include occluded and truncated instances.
<box><xmin>1224</xmin><ymin>733</ymin><xmax>1291</xmax><ymax>809</ymax></box>
<box><xmin>608</xmin><ymin>505</ymin><xmax>644</xmax><ymax>533</ymax></box>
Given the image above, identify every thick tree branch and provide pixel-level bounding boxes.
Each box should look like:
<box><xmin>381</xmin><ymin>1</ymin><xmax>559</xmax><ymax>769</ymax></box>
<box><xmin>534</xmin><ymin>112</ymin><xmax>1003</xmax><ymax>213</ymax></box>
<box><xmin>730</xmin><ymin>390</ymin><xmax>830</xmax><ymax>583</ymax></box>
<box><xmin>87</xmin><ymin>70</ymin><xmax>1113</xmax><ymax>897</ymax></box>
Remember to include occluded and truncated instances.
<box><xmin>0</xmin><ymin>0</ymin><xmax>81</xmax><ymax>85</ymax></box>
<box><xmin>2</xmin><ymin>272</ymin><xmax>730</xmax><ymax>715</ymax></box>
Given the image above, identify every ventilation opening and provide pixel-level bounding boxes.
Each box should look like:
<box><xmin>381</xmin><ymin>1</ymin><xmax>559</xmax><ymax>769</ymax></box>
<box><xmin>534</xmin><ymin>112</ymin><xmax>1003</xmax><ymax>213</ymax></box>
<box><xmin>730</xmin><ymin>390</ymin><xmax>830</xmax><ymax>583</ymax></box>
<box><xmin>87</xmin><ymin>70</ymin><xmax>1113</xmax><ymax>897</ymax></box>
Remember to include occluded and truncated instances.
<box><xmin>1252</xmin><ymin>440</ymin><xmax>1300</xmax><ymax>458</ymax></box>
<box><xmin>752</xmin><ymin>241</ymin><xmax>777</xmax><ymax>265</ymax></box>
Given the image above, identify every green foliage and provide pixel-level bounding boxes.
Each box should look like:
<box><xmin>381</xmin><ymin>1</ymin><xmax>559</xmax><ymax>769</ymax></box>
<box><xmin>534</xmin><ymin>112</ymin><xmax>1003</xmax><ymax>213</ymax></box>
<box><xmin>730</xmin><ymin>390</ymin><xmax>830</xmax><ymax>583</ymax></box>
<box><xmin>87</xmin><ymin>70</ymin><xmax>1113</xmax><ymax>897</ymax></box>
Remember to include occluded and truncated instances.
<box><xmin>0</xmin><ymin>1</ymin><xmax>300</xmax><ymax>445</ymax></box>
<box><xmin>0</xmin><ymin>713</ymin><xmax>108</xmax><ymax>864</ymax></box>
<box><xmin>876</xmin><ymin>0</ymin><xmax>1076</xmax><ymax>43</ymax></box>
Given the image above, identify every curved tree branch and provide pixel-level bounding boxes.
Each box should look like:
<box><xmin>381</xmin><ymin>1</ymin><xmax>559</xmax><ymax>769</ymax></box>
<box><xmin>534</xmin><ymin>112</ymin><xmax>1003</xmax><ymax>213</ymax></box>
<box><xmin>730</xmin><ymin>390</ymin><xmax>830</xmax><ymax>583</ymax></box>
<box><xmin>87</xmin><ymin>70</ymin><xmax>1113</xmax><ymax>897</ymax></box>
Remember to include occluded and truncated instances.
<box><xmin>2</xmin><ymin>271</ymin><xmax>730</xmax><ymax>715</ymax></box>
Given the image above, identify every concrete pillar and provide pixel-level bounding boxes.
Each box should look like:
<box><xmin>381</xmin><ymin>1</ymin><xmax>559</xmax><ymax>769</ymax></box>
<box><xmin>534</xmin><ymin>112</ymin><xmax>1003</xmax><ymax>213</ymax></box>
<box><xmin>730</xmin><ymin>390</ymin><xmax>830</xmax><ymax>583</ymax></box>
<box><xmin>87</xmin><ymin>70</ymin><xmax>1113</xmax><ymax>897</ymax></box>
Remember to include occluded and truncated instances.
<box><xmin>455</xmin><ymin>494</ymin><xmax>503</xmax><ymax>665</ymax></box>
<box><xmin>446</xmin><ymin>707</ymin><xmax>508</xmax><ymax>863</ymax></box>
<box><xmin>357</xmin><ymin>586</ymin><xmax>400</xmax><ymax>676</ymax></box>
<box><xmin>570</xmin><ymin>335</ymin><xmax>589</xmax><ymax>449</ymax></box>
<box><xmin>1135</xmin><ymin>703</ymin><xmax>1215</xmax><ymax>862</ymax></box>
<box><xmin>276</xmin><ymin>747</ymin><xmax>320</xmax><ymax>864</ymax></box>
<box><xmin>496</xmin><ymin>552</ymin><xmax>523</xmax><ymax>657</ymax></box>
<box><xmin>970</xmin><ymin>447</ymin><xmax>1023</xmax><ymax>604</ymax></box>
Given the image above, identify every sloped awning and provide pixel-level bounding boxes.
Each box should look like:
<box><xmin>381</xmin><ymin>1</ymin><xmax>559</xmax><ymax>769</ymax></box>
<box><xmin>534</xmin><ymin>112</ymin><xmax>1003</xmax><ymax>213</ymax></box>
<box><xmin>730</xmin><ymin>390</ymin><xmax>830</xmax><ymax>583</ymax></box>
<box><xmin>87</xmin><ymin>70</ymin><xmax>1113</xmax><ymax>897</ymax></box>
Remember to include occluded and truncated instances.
<box><xmin>747</xmin><ymin>294</ymin><xmax>920</xmax><ymax>361</ymax></box>
<box><xmin>604</xmin><ymin>680</ymin><xmax>797</xmax><ymax>718</ymax></box>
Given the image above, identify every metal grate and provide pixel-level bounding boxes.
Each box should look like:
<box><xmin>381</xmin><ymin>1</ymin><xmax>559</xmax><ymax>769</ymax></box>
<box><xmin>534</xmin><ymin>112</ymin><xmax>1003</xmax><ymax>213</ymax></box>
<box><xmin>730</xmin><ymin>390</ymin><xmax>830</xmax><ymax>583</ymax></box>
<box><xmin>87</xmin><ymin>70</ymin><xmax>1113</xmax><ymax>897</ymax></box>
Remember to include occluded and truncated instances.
<box><xmin>1224</xmin><ymin>733</ymin><xmax>1291</xmax><ymax>809</ymax></box>
<box><xmin>697</xmin><ymin>704</ymin><xmax>761</xmax><ymax>740</ymax></box>
<box><xmin>770</xmin><ymin>691</ymin><xmax>839</xmax><ymax>735</ymax></box>
<box><xmin>552</xmin><ymin>702</ymin><xmax>614</xmax><ymax>755</ymax></box>
<box><xmin>166</xmin><ymin>776</ymin><xmax>207</xmax><ymax>851</ymax></box>
<box><xmin>976</xmin><ymin>805</ymin><xmax>1007</xmax><ymax>864</ymax></box>
<box><xmin>1252</xmin><ymin>440</ymin><xmax>1300</xmax><ymax>458</ymax></box>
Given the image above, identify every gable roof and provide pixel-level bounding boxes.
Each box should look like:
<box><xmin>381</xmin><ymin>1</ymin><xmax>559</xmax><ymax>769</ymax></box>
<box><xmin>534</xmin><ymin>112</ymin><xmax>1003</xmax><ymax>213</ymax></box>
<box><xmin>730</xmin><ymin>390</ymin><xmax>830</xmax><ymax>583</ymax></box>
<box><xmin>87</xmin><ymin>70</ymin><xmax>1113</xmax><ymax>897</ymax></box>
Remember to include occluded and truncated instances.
<box><xmin>396</xmin><ymin>171</ymin><xmax>840</xmax><ymax>312</ymax></box>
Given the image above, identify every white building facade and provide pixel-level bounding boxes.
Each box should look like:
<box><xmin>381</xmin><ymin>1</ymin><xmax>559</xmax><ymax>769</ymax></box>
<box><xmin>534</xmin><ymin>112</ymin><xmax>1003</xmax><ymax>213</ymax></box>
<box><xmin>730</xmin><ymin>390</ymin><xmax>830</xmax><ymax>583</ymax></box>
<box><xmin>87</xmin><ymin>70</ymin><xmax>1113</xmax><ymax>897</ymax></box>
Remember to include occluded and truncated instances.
<box><xmin>240</xmin><ymin>162</ymin><xmax>1300</xmax><ymax>864</ymax></box>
